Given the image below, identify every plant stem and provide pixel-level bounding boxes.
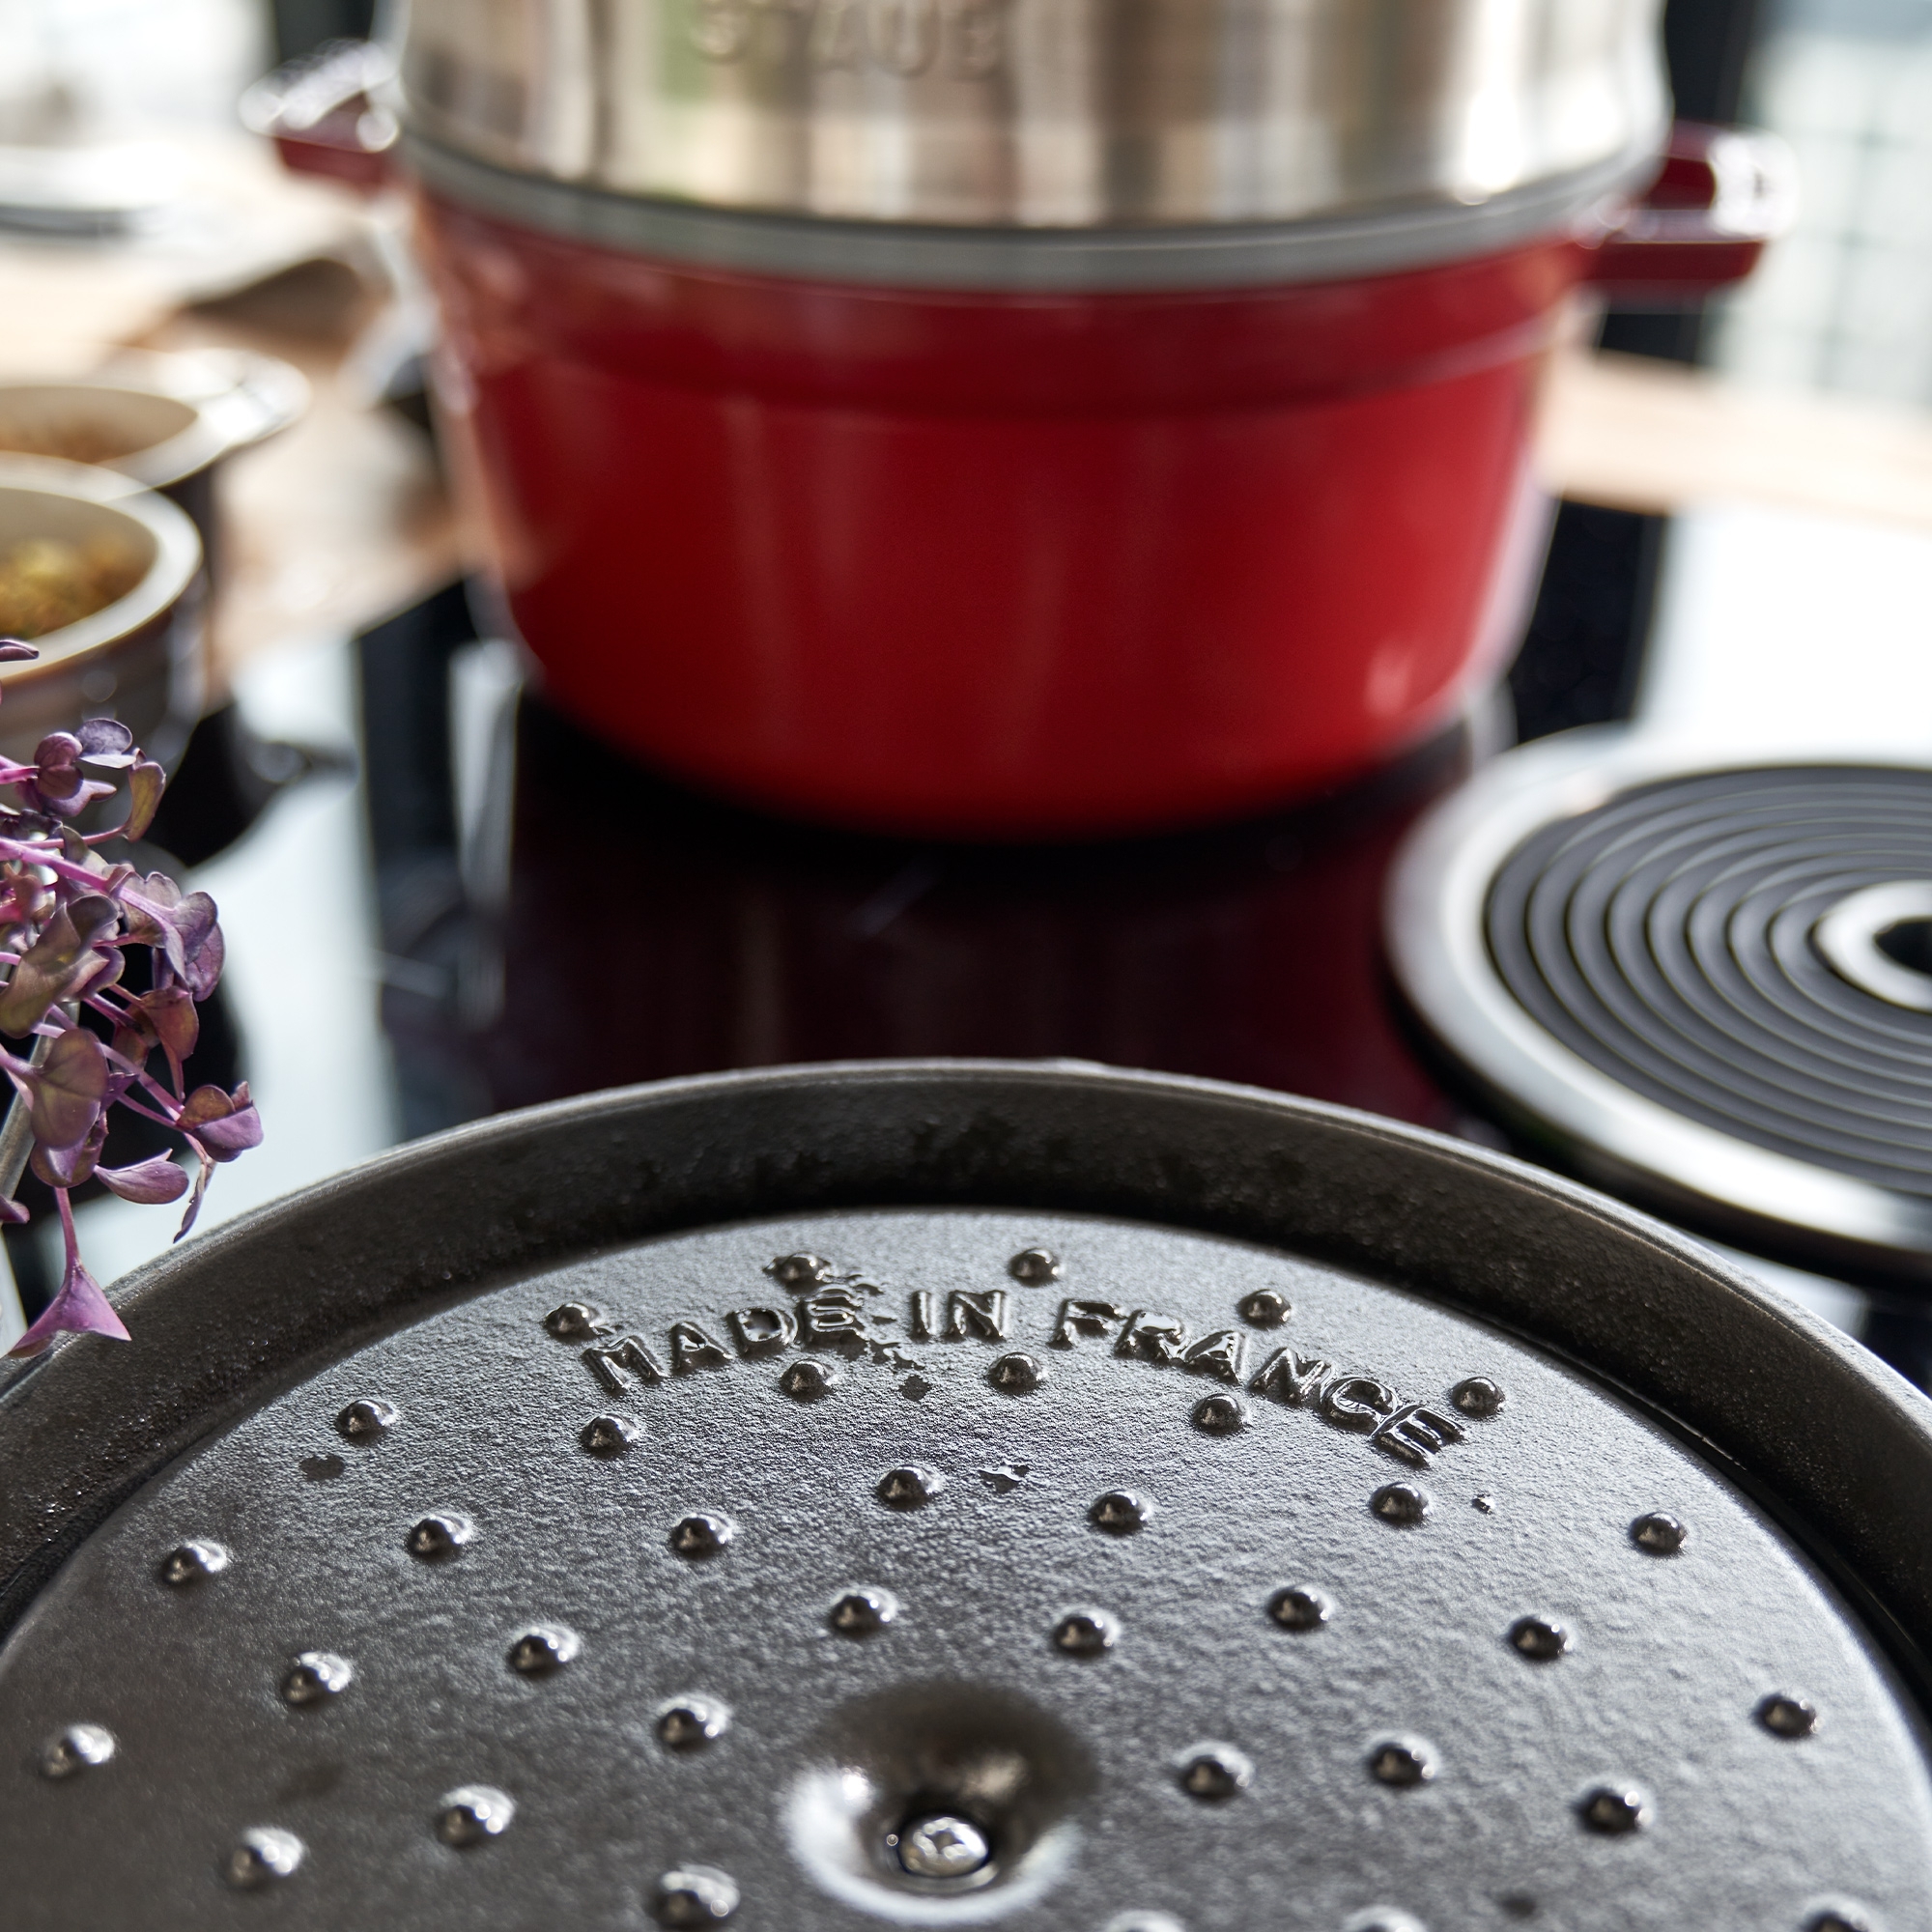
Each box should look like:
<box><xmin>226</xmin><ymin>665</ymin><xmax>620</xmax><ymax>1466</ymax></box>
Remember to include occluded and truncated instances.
<box><xmin>0</xmin><ymin>1030</ymin><xmax>54</xmax><ymax>1202</ymax></box>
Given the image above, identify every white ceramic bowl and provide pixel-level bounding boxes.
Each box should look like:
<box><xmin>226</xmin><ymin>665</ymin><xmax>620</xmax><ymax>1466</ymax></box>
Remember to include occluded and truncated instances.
<box><xmin>0</xmin><ymin>456</ymin><xmax>204</xmax><ymax>767</ymax></box>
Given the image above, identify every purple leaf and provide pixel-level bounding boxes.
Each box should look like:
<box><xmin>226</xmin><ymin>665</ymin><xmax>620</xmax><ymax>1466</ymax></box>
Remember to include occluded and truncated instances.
<box><xmin>145</xmin><ymin>985</ymin><xmax>198</xmax><ymax>1064</ymax></box>
<box><xmin>180</xmin><ymin>1080</ymin><xmax>261</xmax><ymax>1161</ymax></box>
<box><xmin>32</xmin><ymin>732</ymin><xmax>81</xmax><ymax>779</ymax></box>
<box><xmin>24</xmin><ymin>734</ymin><xmax>114</xmax><ymax>819</ymax></box>
<box><xmin>97</xmin><ymin>1152</ymin><xmax>189</xmax><ymax>1204</ymax></box>
<box><xmin>31</xmin><ymin>1117</ymin><xmax>104</xmax><ymax>1189</ymax></box>
<box><xmin>5</xmin><ymin>1259</ymin><xmax>129</xmax><ymax>1357</ymax></box>
<box><xmin>0</xmin><ymin>895</ymin><xmax>121</xmax><ymax>1035</ymax></box>
<box><xmin>76</xmin><ymin>718</ymin><xmax>135</xmax><ymax>764</ymax></box>
<box><xmin>23</xmin><ymin>1027</ymin><xmax>108</xmax><ymax>1150</ymax></box>
<box><xmin>183</xmin><ymin>918</ymin><xmax>224</xmax><ymax>1002</ymax></box>
<box><xmin>119</xmin><ymin>874</ymin><xmax>217</xmax><ymax>987</ymax></box>
<box><xmin>124</xmin><ymin>759</ymin><xmax>165</xmax><ymax>841</ymax></box>
<box><xmin>0</xmin><ymin>639</ymin><xmax>40</xmax><ymax>663</ymax></box>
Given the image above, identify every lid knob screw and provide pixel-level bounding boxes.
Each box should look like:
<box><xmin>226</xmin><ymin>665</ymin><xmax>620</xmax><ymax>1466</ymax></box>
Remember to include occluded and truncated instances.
<box><xmin>891</xmin><ymin>1812</ymin><xmax>992</xmax><ymax>1880</ymax></box>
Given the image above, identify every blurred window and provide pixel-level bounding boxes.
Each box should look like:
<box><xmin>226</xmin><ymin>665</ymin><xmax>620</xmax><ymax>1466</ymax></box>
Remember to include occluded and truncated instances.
<box><xmin>0</xmin><ymin>0</ymin><xmax>268</xmax><ymax>142</ymax></box>
<box><xmin>1713</xmin><ymin>0</ymin><xmax>1932</xmax><ymax>403</ymax></box>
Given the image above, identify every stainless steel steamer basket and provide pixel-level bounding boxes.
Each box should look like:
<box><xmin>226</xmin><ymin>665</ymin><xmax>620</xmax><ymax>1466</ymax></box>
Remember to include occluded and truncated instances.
<box><xmin>4</xmin><ymin>1064</ymin><xmax>1932</xmax><ymax>1926</ymax></box>
<box><xmin>401</xmin><ymin>0</ymin><xmax>1669</xmax><ymax>286</ymax></box>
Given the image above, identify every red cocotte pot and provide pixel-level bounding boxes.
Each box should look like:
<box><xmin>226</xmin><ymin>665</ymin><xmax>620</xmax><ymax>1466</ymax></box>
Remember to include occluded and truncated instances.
<box><xmin>374</xmin><ymin>8</ymin><xmax>1786</xmax><ymax>837</ymax></box>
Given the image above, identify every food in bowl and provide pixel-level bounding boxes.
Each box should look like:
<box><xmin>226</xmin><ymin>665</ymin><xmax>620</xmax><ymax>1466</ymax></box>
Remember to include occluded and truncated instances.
<box><xmin>0</xmin><ymin>533</ymin><xmax>144</xmax><ymax>639</ymax></box>
<box><xmin>0</xmin><ymin>417</ymin><xmax>152</xmax><ymax>467</ymax></box>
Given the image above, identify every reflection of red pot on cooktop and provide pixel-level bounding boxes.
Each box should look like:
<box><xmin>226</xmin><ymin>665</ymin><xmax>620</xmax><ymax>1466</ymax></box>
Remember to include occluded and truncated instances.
<box><xmin>388</xmin><ymin>1</ymin><xmax>1786</xmax><ymax>837</ymax></box>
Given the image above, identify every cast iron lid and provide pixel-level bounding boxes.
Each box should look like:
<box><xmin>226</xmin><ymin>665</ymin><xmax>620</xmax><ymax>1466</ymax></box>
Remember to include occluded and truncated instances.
<box><xmin>1387</xmin><ymin>735</ymin><xmax>1932</xmax><ymax>1291</ymax></box>
<box><xmin>4</xmin><ymin>1062</ymin><xmax>1932</xmax><ymax>1930</ymax></box>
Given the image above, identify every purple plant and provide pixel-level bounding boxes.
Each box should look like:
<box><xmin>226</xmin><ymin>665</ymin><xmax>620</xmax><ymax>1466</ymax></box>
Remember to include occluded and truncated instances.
<box><xmin>0</xmin><ymin>642</ymin><xmax>258</xmax><ymax>1358</ymax></box>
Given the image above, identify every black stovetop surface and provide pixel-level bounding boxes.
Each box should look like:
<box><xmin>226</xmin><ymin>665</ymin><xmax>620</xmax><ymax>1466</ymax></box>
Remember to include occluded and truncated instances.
<box><xmin>18</xmin><ymin>550</ymin><xmax>1932</xmax><ymax>1388</ymax></box>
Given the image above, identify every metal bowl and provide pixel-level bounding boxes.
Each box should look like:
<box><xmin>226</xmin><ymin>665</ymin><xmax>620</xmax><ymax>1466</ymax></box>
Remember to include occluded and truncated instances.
<box><xmin>3</xmin><ymin>1062</ymin><xmax>1929</xmax><ymax>1927</ymax></box>
<box><xmin>0</xmin><ymin>455</ymin><xmax>204</xmax><ymax>765</ymax></box>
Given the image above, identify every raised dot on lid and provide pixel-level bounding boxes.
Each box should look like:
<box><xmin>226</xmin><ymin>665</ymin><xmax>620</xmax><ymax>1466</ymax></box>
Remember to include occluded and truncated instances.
<box><xmin>1267</xmin><ymin>1586</ymin><xmax>1330</xmax><ymax>1632</ymax></box>
<box><xmin>507</xmin><ymin>1625</ymin><xmax>581</xmax><ymax>1676</ymax></box>
<box><xmin>1630</xmin><ymin>1511</ymin><xmax>1687</xmax><ymax>1555</ymax></box>
<box><xmin>1236</xmin><ymin>1290</ymin><xmax>1291</xmax><ymax>1327</ymax></box>
<box><xmin>1052</xmin><ymin>1609</ymin><xmax>1117</xmax><ymax>1657</ymax></box>
<box><xmin>988</xmin><ymin>1351</ymin><xmax>1044</xmax><ymax>1394</ymax></box>
<box><xmin>1177</xmin><ymin>1744</ymin><xmax>1252</xmax><ymax>1802</ymax></box>
<box><xmin>157</xmin><ymin>1539</ymin><xmax>229</xmax><ymax>1586</ymax></box>
<box><xmin>651</xmin><ymin>1865</ymin><xmax>739</xmax><ymax>1924</ymax></box>
<box><xmin>40</xmin><ymin>1723</ymin><xmax>115</xmax><ymax>1779</ymax></box>
<box><xmin>668</xmin><ymin>1513</ymin><xmax>734</xmax><ymax>1558</ymax></box>
<box><xmin>1371</xmin><ymin>1483</ymin><xmax>1430</xmax><ymax>1526</ymax></box>
<box><xmin>336</xmin><ymin>1398</ymin><xmax>397</xmax><ymax>1442</ymax></box>
<box><xmin>656</xmin><ymin>1695</ymin><xmax>730</xmax><ymax>1751</ymax></box>
<box><xmin>224</xmin><ymin>1828</ymin><xmax>304</xmax><ymax>1889</ymax></box>
<box><xmin>829</xmin><ymin>1586</ymin><xmax>897</xmax><ymax>1636</ymax></box>
<box><xmin>436</xmin><ymin>1785</ymin><xmax>515</xmax><ymax>1847</ymax></box>
<box><xmin>406</xmin><ymin>1513</ymin><xmax>472</xmax><ymax>1560</ymax></box>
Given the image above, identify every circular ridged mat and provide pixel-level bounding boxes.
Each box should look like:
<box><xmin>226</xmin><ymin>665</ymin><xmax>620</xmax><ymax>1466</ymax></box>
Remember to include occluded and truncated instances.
<box><xmin>1388</xmin><ymin>750</ymin><xmax>1932</xmax><ymax>1282</ymax></box>
<box><xmin>1487</xmin><ymin>766</ymin><xmax>1932</xmax><ymax>1195</ymax></box>
<box><xmin>4</xmin><ymin>1065</ymin><xmax>1932</xmax><ymax>1929</ymax></box>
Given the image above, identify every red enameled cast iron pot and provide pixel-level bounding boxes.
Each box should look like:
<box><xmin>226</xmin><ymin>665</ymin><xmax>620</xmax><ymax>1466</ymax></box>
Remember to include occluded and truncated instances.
<box><xmin>266</xmin><ymin>33</ymin><xmax>1779</xmax><ymax>838</ymax></box>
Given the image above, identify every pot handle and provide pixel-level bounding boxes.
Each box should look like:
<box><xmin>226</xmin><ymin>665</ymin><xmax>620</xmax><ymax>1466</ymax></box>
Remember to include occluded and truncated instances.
<box><xmin>1582</xmin><ymin>122</ymin><xmax>1798</xmax><ymax>299</ymax></box>
<box><xmin>240</xmin><ymin>40</ymin><xmax>399</xmax><ymax>195</ymax></box>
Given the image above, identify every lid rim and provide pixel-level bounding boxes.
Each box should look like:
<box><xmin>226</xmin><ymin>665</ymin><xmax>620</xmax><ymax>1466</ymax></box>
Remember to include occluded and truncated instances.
<box><xmin>406</xmin><ymin>132</ymin><xmax>1660</xmax><ymax>291</ymax></box>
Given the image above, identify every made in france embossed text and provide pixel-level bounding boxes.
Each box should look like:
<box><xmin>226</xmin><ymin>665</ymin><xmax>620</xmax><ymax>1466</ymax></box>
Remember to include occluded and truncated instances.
<box><xmin>547</xmin><ymin>1258</ymin><xmax>1497</xmax><ymax>1472</ymax></box>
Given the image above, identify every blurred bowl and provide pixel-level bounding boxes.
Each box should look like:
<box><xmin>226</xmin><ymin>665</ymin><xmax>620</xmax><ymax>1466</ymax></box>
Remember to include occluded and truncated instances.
<box><xmin>0</xmin><ymin>351</ymin><xmax>306</xmax><ymax>585</ymax></box>
<box><xmin>0</xmin><ymin>457</ymin><xmax>204</xmax><ymax>766</ymax></box>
